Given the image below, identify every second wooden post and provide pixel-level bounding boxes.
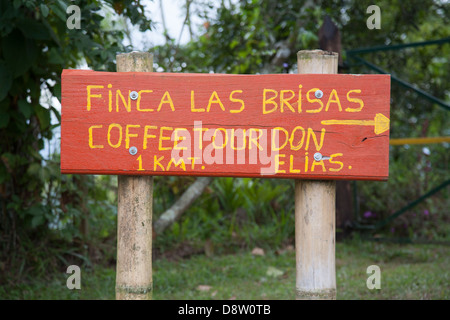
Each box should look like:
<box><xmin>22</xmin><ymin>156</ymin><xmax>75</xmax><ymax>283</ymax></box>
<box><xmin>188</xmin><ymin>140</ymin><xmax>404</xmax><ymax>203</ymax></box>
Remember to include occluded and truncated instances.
<box><xmin>295</xmin><ymin>50</ymin><xmax>338</xmax><ymax>300</ymax></box>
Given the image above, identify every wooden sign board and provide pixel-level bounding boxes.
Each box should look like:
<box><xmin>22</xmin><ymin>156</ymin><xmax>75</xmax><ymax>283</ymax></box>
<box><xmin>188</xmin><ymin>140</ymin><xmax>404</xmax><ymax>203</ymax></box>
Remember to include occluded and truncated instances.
<box><xmin>61</xmin><ymin>70</ymin><xmax>390</xmax><ymax>180</ymax></box>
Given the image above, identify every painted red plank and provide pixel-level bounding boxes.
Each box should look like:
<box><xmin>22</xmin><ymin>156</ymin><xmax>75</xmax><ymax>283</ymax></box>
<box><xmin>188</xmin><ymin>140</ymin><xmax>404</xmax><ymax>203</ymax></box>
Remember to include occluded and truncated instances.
<box><xmin>61</xmin><ymin>70</ymin><xmax>390</xmax><ymax>180</ymax></box>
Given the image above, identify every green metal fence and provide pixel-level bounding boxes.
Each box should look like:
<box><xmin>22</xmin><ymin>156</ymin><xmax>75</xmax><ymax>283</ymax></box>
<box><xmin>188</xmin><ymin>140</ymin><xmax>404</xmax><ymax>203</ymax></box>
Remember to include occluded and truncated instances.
<box><xmin>345</xmin><ymin>38</ymin><xmax>450</xmax><ymax>235</ymax></box>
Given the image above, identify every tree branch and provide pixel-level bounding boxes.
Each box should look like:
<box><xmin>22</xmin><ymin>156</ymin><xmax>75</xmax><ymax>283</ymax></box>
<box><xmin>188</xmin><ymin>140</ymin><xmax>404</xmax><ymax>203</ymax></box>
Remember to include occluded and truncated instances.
<box><xmin>153</xmin><ymin>177</ymin><xmax>213</xmax><ymax>235</ymax></box>
<box><xmin>159</xmin><ymin>0</ymin><xmax>170</xmax><ymax>43</ymax></box>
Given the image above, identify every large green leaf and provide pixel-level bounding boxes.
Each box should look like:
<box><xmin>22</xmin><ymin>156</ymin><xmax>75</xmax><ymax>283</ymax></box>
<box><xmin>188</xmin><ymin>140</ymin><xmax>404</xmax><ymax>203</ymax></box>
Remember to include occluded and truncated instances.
<box><xmin>33</xmin><ymin>105</ymin><xmax>51</xmax><ymax>130</ymax></box>
<box><xmin>48</xmin><ymin>47</ymin><xmax>65</xmax><ymax>65</ymax></box>
<box><xmin>18</xmin><ymin>18</ymin><xmax>50</xmax><ymax>40</ymax></box>
<box><xmin>51</xmin><ymin>83</ymin><xmax>61</xmax><ymax>101</ymax></box>
<box><xmin>0</xmin><ymin>61</ymin><xmax>12</xmax><ymax>100</ymax></box>
<box><xmin>0</xmin><ymin>110</ymin><xmax>10</xmax><ymax>128</ymax></box>
<box><xmin>18</xmin><ymin>99</ymin><xmax>33</xmax><ymax>119</ymax></box>
<box><xmin>0</xmin><ymin>161</ymin><xmax>7</xmax><ymax>184</ymax></box>
<box><xmin>1</xmin><ymin>29</ymin><xmax>37</xmax><ymax>78</ymax></box>
<box><xmin>40</xmin><ymin>4</ymin><xmax>49</xmax><ymax>18</ymax></box>
<box><xmin>49</xmin><ymin>1</ymin><xmax>67</xmax><ymax>22</ymax></box>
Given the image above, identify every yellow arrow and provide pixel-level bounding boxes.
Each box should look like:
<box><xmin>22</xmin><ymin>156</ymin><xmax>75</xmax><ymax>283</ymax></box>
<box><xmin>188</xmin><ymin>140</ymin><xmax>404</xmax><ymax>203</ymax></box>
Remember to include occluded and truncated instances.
<box><xmin>321</xmin><ymin>113</ymin><xmax>390</xmax><ymax>135</ymax></box>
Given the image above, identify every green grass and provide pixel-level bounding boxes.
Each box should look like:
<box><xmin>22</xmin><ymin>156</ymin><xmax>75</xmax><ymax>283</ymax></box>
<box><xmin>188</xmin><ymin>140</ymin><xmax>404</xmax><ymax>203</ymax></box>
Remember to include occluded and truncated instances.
<box><xmin>1</xmin><ymin>240</ymin><xmax>448</xmax><ymax>300</ymax></box>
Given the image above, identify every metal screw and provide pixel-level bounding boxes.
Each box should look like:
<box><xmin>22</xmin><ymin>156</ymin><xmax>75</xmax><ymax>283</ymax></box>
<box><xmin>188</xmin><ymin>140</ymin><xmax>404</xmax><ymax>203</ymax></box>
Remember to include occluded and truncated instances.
<box><xmin>314</xmin><ymin>152</ymin><xmax>322</xmax><ymax>161</ymax></box>
<box><xmin>314</xmin><ymin>152</ymin><xmax>331</xmax><ymax>161</ymax></box>
<box><xmin>129</xmin><ymin>146</ymin><xmax>138</xmax><ymax>155</ymax></box>
<box><xmin>130</xmin><ymin>91</ymin><xmax>139</xmax><ymax>100</ymax></box>
<box><xmin>314</xmin><ymin>90</ymin><xmax>323</xmax><ymax>99</ymax></box>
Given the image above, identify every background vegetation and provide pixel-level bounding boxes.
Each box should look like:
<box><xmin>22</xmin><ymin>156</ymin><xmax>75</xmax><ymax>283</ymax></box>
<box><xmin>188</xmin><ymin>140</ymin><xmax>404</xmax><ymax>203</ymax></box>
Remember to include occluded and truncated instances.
<box><xmin>0</xmin><ymin>0</ymin><xmax>448</xmax><ymax>299</ymax></box>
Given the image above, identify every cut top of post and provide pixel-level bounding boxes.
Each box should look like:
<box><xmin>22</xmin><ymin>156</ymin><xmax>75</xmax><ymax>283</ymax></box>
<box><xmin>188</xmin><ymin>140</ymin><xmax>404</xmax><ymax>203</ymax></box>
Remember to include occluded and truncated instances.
<box><xmin>297</xmin><ymin>50</ymin><xmax>338</xmax><ymax>74</ymax></box>
<box><xmin>116</xmin><ymin>52</ymin><xmax>153</xmax><ymax>73</ymax></box>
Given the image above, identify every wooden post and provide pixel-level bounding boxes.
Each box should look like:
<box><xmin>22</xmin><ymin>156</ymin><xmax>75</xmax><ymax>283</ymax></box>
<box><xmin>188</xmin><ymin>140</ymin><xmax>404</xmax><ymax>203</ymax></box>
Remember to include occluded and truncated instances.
<box><xmin>115</xmin><ymin>52</ymin><xmax>154</xmax><ymax>300</ymax></box>
<box><xmin>295</xmin><ymin>50</ymin><xmax>338</xmax><ymax>300</ymax></box>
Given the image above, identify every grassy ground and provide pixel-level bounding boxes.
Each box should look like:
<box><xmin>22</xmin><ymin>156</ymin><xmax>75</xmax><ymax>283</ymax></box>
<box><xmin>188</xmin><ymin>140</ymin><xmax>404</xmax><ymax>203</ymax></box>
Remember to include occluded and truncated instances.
<box><xmin>1</xmin><ymin>240</ymin><xmax>448</xmax><ymax>300</ymax></box>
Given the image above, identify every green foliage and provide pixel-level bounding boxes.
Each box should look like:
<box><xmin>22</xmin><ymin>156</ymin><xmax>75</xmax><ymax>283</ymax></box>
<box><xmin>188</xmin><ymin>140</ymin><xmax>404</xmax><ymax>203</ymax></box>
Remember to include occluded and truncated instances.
<box><xmin>0</xmin><ymin>0</ymin><xmax>152</xmax><ymax>280</ymax></box>
<box><xmin>154</xmin><ymin>177</ymin><xmax>294</xmax><ymax>252</ymax></box>
<box><xmin>357</xmin><ymin>143</ymin><xmax>449</xmax><ymax>240</ymax></box>
<box><xmin>342</xmin><ymin>1</ymin><xmax>449</xmax><ymax>239</ymax></box>
<box><xmin>154</xmin><ymin>0</ymin><xmax>322</xmax><ymax>74</ymax></box>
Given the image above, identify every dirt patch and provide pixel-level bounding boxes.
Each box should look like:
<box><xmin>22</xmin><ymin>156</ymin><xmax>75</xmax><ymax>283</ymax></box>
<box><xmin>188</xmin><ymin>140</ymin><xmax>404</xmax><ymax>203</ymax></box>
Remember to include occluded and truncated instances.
<box><xmin>153</xmin><ymin>241</ymin><xmax>205</xmax><ymax>261</ymax></box>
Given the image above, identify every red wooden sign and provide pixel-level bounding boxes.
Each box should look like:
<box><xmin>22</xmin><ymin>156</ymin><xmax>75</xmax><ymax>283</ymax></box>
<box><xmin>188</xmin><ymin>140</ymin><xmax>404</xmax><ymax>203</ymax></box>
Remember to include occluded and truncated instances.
<box><xmin>61</xmin><ymin>70</ymin><xmax>390</xmax><ymax>180</ymax></box>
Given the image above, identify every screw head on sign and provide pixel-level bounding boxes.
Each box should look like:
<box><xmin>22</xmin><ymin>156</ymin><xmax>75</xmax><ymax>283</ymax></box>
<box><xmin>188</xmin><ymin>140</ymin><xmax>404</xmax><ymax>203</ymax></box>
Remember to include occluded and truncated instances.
<box><xmin>314</xmin><ymin>90</ymin><xmax>323</xmax><ymax>99</ymax></box>
<box><xmin>130</xmin><ymin>91</ymin><xmax>139</xmax><ymax>100</ymax></box>
<box><xmin>314</xmin><ymin>152</ymin><xmax>322</xmax><ymax>161</ymax></box>
<box><xmin>129</xmin><ymin>146</ymin><xmax>138</xmax><ymax>155</ymax></box>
